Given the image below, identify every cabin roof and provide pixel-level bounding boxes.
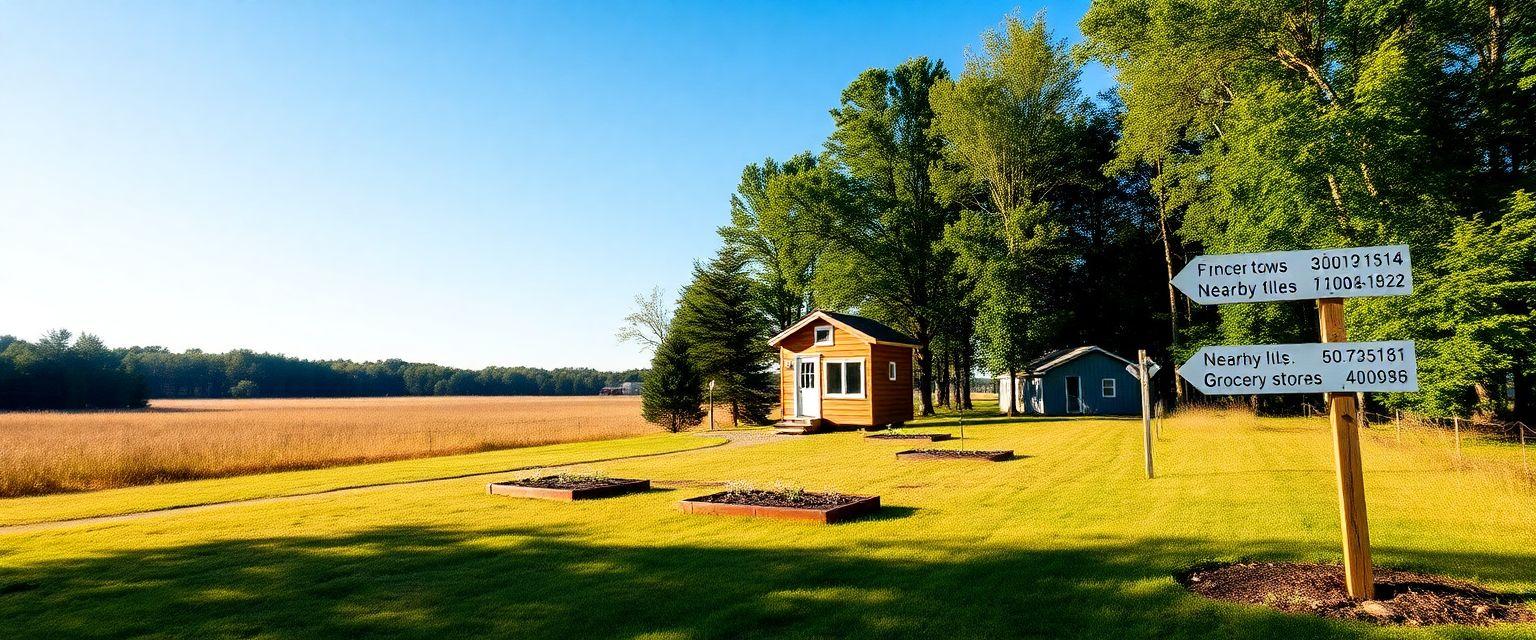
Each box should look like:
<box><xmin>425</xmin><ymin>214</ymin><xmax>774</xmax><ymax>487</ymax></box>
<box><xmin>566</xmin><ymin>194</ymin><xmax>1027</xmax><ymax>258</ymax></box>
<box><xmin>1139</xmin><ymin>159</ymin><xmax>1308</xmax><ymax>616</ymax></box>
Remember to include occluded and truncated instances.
<box><xmin>767</xmin><ymin>310</ymin><xmax>920</xmax><ymax>348</ymax></box>
<box><xmin>998</xmin><ymin>346</ymin><xmax>1135</xmax><ymax>377</ymax></box>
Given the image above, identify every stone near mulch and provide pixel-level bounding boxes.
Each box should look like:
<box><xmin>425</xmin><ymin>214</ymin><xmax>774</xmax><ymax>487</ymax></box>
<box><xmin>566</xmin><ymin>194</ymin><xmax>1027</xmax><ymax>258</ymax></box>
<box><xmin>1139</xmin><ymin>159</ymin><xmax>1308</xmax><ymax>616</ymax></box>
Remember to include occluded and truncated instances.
<box><xmin>487</xmin><ymin>476</ymin><xmax>650</xmax><ymax>501</ymax></box>
<box><xmin>895</xmin><ymin>449</ymin><xmax>1013</xmax><ymax>461</ymax></box>
<box><xmin>1178</xmin><ymin>562</ymin><xmax>1535</xmax><ymax>627</ymax></box>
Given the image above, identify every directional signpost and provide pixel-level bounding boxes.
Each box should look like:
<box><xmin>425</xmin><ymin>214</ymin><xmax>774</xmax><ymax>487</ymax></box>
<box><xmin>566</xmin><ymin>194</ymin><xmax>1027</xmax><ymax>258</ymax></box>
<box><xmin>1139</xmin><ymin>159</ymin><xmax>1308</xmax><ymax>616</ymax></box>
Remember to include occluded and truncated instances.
<box><xmin>1171</xmin><ymin>244</ymin><xmax>1411</xmax><ymax>306</ymax></box>
<box><xmin>1172</xmin><ymin>245</ymin><xmax>1417</xmax><ymax>601</ymax></box>
<box><xmin>1180</xmin><ymin>341</ymin><xmax>1417</xmax><ymax>395</ymax></box>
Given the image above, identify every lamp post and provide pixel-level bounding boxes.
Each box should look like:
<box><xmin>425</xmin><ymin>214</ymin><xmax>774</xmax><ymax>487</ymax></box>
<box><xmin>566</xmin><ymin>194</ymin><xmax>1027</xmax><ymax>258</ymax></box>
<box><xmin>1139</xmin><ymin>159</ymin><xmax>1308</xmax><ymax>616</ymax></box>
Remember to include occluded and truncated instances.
<box><xmin>708</xmin><ymin>379</ymin><xmax>716</xmax><ymax>431</ymax></box>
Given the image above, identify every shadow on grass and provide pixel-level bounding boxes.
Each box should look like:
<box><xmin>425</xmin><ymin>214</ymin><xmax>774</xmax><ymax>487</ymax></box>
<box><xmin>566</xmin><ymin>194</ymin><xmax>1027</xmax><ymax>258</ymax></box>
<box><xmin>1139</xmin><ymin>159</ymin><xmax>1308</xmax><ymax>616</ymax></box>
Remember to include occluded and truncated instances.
<box><xmin>1</xmin><ymin>525</ymin><xmax>1532</xmax><ymax>638</ymax></box>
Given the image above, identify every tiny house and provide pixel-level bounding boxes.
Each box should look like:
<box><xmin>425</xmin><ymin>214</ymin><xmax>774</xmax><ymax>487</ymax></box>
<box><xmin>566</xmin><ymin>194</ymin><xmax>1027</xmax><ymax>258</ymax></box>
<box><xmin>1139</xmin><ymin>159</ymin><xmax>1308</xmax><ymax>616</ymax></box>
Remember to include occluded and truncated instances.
<box><xmin>996</xmin><ymin>346</ymin><xmax>1141</xmax><ymax>416</ymax></box>
<box><xmin>768</xmin><ymin>310</ymin><xmax>918</xmax><ymax>433</ymax></box>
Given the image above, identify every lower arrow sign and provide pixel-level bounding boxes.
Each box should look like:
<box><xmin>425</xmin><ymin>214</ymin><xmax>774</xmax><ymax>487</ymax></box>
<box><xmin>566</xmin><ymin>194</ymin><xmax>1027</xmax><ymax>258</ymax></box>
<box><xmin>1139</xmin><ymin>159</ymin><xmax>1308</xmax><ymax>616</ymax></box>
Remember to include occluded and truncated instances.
<box><xmin>1179</xmin><ymin>341</ymin><xmax>1417</xmax><ymax>395</ymax></box>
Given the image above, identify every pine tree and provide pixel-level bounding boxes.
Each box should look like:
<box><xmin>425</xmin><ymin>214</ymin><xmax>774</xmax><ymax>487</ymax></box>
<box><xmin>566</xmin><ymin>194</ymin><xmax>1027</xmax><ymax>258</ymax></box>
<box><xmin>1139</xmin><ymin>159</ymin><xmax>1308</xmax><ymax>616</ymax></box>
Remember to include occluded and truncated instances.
<box><xmin>673</xmin><ymin>248</ymin><xmax>776</xmax><ymax>425</ymax></box>
<box><xmin>641</xmin><ymin>334</ymin><xmax>706</xmax><ymax>432</ymax></box>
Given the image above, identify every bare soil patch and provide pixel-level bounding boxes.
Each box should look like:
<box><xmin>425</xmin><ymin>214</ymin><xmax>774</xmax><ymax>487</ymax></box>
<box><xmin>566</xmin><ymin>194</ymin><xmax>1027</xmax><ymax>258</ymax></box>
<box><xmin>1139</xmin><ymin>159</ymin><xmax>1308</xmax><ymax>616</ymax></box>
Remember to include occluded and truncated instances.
<box><xmin>1178</xmin><ymin>562</ymin><xmax>1534</xmax><ymax>626</ymax></box>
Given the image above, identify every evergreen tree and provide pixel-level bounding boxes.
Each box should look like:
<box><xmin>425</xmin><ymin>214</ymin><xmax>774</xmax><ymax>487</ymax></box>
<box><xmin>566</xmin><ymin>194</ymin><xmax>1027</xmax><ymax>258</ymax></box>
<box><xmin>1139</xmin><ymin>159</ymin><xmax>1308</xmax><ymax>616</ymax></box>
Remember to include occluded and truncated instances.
<box><xmin>673</xmin><ymin>248</ymin><xmax>776</xmax><ymax>424</ymax></box>
<box><xmin>641</xmin><ymin>334</ymin><xmax>706</xmax><ymax>432</ymax></box>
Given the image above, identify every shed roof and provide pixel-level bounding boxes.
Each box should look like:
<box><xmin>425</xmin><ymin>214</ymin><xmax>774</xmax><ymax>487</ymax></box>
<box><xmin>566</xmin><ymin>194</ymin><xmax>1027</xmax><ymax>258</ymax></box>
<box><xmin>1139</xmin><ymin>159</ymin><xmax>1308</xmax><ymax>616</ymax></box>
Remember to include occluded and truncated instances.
<box><xmin>767</xmin><ymin>310</ymin><xmax>920</xmax><ymax>348</ymax></box>
<box><xmin>998</xmin><ymin>346</ymin><xmax>1135</xmax><ymax>377</ymax></box>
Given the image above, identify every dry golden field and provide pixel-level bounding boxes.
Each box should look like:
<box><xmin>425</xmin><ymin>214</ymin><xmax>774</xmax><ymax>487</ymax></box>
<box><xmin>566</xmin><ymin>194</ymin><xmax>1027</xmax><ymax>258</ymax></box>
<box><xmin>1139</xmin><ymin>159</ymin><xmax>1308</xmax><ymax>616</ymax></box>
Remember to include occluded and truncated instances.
<box><xmin>0</xmin><ymin>396</ymin><xmax>656</xmax><ymax>498</ymax></box>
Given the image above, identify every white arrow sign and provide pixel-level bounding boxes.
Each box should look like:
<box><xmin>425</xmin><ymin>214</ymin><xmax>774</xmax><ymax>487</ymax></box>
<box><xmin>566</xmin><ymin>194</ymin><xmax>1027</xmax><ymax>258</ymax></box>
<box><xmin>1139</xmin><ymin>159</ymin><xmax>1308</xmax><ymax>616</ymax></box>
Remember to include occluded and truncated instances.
<box><xmin>1172</xmin><ymin>245</ymin><xmax>1412</xmax><ymax>305</ymax></box>
<box><xmin>1179</xmin><ymin>341</ymin><xmax>1418</xmax><ymax>395</ymax></box>
<box><xmin>1126</xmin><ymin>362</ymin><xmax>1161</xmax><ymax>380</ymax></box>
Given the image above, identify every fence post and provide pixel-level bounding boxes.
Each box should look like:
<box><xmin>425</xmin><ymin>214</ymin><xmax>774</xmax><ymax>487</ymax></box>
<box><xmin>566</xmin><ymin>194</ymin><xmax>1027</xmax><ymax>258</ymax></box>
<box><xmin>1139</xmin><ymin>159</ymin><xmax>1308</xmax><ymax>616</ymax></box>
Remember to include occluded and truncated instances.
<box><xmin>1521</xmin><ymin>423</ymin><xmax>1529</xmax><ymax>479</ymax></box>
<box><xmin>1453</xmin><ymin>417</ymin><xmax>1462</xmax><ymax>462</ymax></box>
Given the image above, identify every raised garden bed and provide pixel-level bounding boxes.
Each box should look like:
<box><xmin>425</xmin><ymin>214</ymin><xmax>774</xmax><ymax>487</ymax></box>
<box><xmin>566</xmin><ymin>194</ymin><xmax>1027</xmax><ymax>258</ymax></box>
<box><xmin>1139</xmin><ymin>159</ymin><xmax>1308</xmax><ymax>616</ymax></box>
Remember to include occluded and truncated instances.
<box><xmin>865</xmin><ymin>433</ymin><xmax>953</xmax><ymax>442</ymax></box>
<box><xmin>1178</xmin><ymin>562</ymin><xmax>1534</xmax><ymax>626</ymax></box>
<box><xmin>678</xmin><ymin>490</ymin><xmax>880</xmax><ymax>524</ymax></box>
<box><xmin>487</xmin><ymin>475</ymin><xmax>650</xmax><ymax>501</ymax></box>
<box><xmin>896</xmin><ymin>449</ymin><xmax>1013</xmax><ymax>461</ymax></box>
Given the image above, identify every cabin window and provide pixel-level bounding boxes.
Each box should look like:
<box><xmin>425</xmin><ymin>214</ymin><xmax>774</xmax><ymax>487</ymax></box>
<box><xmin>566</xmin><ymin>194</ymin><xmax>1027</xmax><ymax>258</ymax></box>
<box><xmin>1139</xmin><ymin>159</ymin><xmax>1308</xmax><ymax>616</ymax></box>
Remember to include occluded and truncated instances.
<box><xmin>824</xmin><ymin>359</ymin><xmax>865</xmax><ymax>398</ymax></box>
<box><xmin>813</xmin><ymin>325</ymin><xmax>834</xmax><ymax>346</ymax></box>
<box><xmin>1101</xmin><ymin>378</ymin><xmax>1116</xmax><ymax>398</ymax></box>
<box><xmin>888</xmin><ymin>361</ymin><xmax>897</xmax><ymax>381</ymax></box>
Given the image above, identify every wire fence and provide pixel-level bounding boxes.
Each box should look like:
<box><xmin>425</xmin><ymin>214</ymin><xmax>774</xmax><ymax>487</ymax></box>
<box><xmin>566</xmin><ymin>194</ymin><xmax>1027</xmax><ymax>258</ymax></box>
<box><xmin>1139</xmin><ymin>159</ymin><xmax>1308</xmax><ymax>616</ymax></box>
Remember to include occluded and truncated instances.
<box><xmin>1298</xmin><ymin>403</ymin><xmax>1535</xmax><ymax>490</ymax></box>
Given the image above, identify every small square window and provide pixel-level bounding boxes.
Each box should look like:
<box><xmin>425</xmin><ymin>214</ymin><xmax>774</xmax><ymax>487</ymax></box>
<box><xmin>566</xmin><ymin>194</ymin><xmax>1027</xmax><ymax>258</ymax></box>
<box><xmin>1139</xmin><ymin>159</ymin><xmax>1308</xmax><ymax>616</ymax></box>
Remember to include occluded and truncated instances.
<box><xmin>1101</xmin><ymin>378</ymin><xmax>1117</xmax><ymax>398</ymax></box>
<box><xmin>888</xmin><ymin>361</ymin><xmax>897</xmax><ymax>381</ymax></box>
<box><xmin>813</xmin><ymin>326</ymin><xmax>833</xmax><ymax>346</ymax></box>
<box><xmin>826</xmin><ymin>362</ymin><xmax>844</xmax><ymax>394</ymax></box>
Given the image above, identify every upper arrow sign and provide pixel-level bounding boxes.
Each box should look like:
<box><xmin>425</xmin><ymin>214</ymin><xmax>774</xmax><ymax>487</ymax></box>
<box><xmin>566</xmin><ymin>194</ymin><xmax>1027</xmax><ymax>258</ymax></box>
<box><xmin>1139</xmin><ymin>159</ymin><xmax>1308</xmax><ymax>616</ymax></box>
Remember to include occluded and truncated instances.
<box><xmin>1172</xmin><ymin>245</ymin><xmax>1412</xmax><ymax>305</ymax></box>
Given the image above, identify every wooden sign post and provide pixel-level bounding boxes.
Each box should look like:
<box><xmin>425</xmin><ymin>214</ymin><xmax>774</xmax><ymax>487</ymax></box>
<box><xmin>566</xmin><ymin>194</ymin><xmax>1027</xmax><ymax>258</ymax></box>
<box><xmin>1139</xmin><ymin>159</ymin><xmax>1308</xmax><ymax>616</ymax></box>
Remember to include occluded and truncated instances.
<box><xmin>1172</xmin><ymin>245</ymin><xmax>1417</xmax><ymax>602</ymax></box>
<box><xmin>1139</xmin><ymin>350</ymin><xmax>1154</xmax><ymax>479</ymax></box>
<box><xmin>1319</xmin><ymin>298</ymin><xmax>1374</xmax><ymax>599</ymax></box>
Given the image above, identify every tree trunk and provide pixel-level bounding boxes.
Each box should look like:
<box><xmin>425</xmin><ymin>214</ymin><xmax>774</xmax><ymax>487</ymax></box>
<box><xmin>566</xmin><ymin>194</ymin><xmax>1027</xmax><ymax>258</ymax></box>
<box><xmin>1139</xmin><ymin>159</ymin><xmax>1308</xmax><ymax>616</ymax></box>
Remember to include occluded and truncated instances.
<box><xmin>936</xmin><ymin>354</ymin><xmax>951</xmax><ymax>408</ymax></box>
<box><xmin>959</xmin><ymin>348</ymin><xmax>973</xmax><ymax>409</ymax></box>
<box><xmin>917</xmin><ymin>336</ymin><xmax>935</xmax><ymax>417</ymax></box>
<box><xmin>1006</xmin><ymin>368</ymin><xmax>1018</xmax><ymax>417</ymax></box>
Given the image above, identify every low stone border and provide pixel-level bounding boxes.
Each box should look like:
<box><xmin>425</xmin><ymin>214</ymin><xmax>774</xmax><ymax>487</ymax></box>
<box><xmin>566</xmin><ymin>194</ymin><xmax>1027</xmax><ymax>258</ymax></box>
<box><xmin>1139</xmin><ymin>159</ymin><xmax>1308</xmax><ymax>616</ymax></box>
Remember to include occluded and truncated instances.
<box><xmin>895</xmin><ymin>449</ymin><xmax>1013</xmax><ymax>461</ymax></box>
<box><xmin>487</xmin><ymin>478</ymin><xmax>650</xmax><ymax>501</ymax></box>
<box><xmin>677</xmin><ymin>493</ymin><xmax>881</xmax><ymax>524</ymax></box>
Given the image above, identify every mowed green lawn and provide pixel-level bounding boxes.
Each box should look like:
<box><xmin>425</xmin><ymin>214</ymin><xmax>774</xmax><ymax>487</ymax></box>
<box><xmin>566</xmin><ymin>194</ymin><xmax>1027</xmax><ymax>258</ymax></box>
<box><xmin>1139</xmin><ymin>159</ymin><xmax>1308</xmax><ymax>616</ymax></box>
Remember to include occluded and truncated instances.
<box><xmin>2</xmin><ymin>406</ymin><xmax>1533</xmax><ymax>639</ymax></box>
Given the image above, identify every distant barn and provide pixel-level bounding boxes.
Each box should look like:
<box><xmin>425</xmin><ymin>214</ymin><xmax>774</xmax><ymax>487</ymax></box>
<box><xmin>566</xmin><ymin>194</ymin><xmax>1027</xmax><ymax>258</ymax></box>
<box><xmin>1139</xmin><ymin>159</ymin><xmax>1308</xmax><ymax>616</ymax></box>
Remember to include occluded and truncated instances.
<box><xmin>995</xmin><ymin>346</ymin><xmax>1140</xmax><ymax>416</ymax></box>
<box><xmin>599</xmin><ymin>381</ymin><xmax>643</xmax><ymax>396</ymax></box>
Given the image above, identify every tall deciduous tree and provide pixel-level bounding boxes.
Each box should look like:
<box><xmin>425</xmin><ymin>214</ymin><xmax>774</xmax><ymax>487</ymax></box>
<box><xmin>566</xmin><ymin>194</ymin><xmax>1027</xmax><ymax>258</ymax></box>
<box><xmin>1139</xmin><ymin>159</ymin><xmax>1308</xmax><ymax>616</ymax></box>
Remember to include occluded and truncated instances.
<box><xmin>615</xmin><ymin>286</ymin><xmax>672</xmax><ymax>353</ymax></box>
<box><xmin>931</xmin><ymin>14</ymin><xmax>1093</xmax><ymax>411</ymax></box>
<box><xmin>817</xmin><ymin>57</ymin><xmax>957</xmax><ymax>416</ymax></box>
<box><xmin>1083</xmin><ymin>0</ymin><xmax>1536</xmax><ymax>417</ymax></box>
<box><xmin>719</xmin><ymin>153</ymin><xmax>827</xmax><ymax>332</ymax></box>
<box><xmin>673</xmin><ymin>248</ymin><xmax>776</xmax><ymax>424</ymax></box>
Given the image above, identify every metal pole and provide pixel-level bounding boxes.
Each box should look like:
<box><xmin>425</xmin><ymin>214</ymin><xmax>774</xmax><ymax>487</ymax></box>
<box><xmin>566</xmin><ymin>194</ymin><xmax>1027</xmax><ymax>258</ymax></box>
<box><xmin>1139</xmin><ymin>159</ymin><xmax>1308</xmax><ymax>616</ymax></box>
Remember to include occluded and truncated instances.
<box><xmin>1319</xmin><ymin>297</ymin><xmax>1374</xmax><ymax>600</ymax></box>
<box><xmin>709</xmin><ymin>380</ymin><xmax>715</xmax><ymax>431</ymax></box>
<box><xmin>1139</xmin><ymin>349</ymin><xmax>1153</xmax><ymax>479</ymax></box>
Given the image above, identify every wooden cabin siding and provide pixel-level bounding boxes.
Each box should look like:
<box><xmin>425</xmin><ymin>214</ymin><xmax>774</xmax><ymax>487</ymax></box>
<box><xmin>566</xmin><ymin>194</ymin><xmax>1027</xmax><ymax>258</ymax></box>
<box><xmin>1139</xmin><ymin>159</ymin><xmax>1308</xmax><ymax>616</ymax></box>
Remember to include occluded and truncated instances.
<box><xmin>868</xmin><ymin>344</ymin><xmax>914</xmax><ymax>425</ymax></box>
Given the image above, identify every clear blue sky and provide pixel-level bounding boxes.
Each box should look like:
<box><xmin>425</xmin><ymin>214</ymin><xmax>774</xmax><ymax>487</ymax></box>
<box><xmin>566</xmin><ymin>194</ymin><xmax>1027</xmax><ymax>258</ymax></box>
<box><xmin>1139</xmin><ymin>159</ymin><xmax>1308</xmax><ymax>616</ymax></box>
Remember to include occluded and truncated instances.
<box><xmin>0</xmin><ymin>1</ymin><xmax>1109</xmax><ymax>371</ymax></box>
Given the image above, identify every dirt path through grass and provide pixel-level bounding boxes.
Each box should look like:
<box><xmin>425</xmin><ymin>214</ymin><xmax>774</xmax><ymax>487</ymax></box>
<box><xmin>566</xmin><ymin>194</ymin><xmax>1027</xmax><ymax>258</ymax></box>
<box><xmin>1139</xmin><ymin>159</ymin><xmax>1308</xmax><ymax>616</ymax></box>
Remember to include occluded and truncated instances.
<box><xmin>0</xmin><ymin>430</ymin><xmax>776</xmax><ymax>533</ymax></box>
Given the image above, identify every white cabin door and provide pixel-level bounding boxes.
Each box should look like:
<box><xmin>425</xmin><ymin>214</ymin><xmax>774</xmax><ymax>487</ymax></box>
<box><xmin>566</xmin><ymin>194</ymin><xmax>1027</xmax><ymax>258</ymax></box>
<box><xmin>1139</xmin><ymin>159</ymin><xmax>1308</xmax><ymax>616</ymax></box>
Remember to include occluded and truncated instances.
<box><xmin>794</xmin><ymin>356</ymin><xmax>821</xmax><ymax>418</ymax></box>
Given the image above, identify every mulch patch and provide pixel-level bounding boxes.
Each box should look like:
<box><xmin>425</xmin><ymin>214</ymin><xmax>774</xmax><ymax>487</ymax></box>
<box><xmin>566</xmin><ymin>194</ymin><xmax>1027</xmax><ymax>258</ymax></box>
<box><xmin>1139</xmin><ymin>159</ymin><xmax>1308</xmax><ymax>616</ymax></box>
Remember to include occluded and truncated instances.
<box><xmin>506</xmin><ymin>475</ymin><xmax>645</xmax><ymax>490</ymax></box>
<box><xmin>688</xmin><ymin>489</ymin><xmax>865</xmax><ymax>509</ymax></box>
<box><xmin>896</xmin><ymin>449</ymin><xmax>1013</xmax><ymax>461</ymax></box>
<box><xmin>1178</xmin><ymin>562</ymin><xmax>1535</xmax><ymax>627</ymax></box>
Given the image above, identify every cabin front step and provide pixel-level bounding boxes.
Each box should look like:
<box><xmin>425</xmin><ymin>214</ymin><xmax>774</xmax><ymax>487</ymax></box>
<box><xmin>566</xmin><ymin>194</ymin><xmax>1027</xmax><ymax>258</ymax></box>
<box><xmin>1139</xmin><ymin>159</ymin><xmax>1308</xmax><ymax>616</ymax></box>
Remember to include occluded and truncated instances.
<box><xmin>773</xmin><ymin>417</ymin><xmax>822</xmax><ymax>435</ymax></box>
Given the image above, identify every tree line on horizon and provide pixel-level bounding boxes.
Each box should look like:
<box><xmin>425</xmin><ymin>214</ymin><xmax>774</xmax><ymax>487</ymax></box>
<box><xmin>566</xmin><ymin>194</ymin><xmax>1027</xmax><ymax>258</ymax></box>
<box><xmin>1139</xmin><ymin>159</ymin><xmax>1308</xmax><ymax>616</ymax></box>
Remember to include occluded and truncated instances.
<box><xmin>0</xmin><ymin>330</ymin><xmax>643</xmax><ymax>410</ymax></box>
<box><xmin>643</xmin><ymin>3</ymin><xmax>1534</xmax><ymax>429</ymax></box>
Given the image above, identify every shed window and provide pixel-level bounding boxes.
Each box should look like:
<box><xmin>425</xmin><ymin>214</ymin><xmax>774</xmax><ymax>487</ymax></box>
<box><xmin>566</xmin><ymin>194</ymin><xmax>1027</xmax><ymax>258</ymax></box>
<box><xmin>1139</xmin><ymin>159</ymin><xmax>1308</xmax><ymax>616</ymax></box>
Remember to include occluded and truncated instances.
<box><xmin>813</xmin><ymin>325</ymin><xmax>834</xmax><ymax>346</ymax></box>
<box><xmin>888</xmin><ymin>361</ymin><xmax>897</xmax><ymax>381</ymax></box>
<box><xmin>824</xmin><ymin>359</ymin><xmax>865</xmax><ymax>398</ymax></box>
<box><xmin>1101</xmin><ymin>378</ymin><xmax>1117</xmax><ymax>398</ymax></box>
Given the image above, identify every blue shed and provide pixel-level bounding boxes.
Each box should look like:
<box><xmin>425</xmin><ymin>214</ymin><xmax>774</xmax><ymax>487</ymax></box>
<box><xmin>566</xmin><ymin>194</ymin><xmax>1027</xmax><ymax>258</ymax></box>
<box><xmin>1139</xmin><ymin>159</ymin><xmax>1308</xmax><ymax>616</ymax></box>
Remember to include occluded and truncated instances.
<box><xmin>995</xmin><ymin>346</ymin><xmax>1141</xmax><ymax>416</ymax></box>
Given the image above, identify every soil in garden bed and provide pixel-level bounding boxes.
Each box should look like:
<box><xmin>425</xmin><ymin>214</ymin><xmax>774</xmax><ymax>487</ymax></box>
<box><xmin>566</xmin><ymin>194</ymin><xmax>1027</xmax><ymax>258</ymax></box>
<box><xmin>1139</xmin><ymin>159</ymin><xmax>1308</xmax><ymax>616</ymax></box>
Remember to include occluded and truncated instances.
<box><xmin>865</xmin><ymin>433</ymin><xmax>952</xmax><ymax>441</ymax></box>
<box><xmin>503</xmin><ymin>475</ymin><xmax>646</xmax><ymax>490</ymax></box>
<box><xmin>688</xmin><ymin>489</ymin><xmax>866</xmax><ymax>509</ymax></box>
<box><xmin>1178</xmin><ymin>562</ymin><xmax>1534</xmax><ymax>626</ymax></box>
<box><xmin>897</xmin><ymin>449</ymin><xmax>1013</xmax><ymax>460</ymax></box>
